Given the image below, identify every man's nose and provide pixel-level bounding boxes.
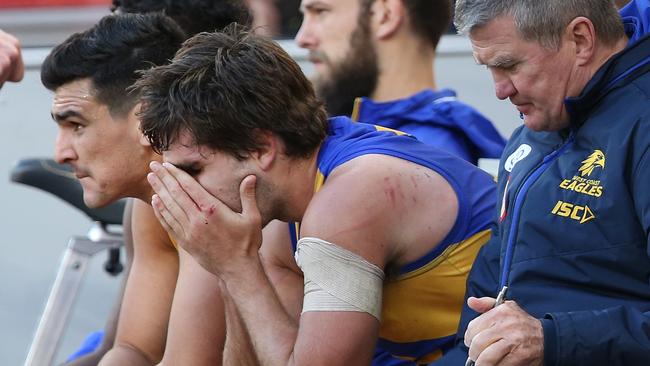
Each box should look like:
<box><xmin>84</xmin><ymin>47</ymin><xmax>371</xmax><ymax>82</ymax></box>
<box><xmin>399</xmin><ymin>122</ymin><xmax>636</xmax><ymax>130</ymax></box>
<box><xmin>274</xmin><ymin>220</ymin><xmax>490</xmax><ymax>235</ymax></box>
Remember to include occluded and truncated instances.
<box><xmin>295</xmin><ymin>17</ymin><xmax>316</xmax><ymax>50</ymax></box>
<box><xmin>54</xmin><ymin>131</ymin><xmax>76</xmax><ymax>164</ymax></box>
<box><xmin>492</xmin><ymin>70</ymin><xmax>516</xmax><ymax>101</ymax></box>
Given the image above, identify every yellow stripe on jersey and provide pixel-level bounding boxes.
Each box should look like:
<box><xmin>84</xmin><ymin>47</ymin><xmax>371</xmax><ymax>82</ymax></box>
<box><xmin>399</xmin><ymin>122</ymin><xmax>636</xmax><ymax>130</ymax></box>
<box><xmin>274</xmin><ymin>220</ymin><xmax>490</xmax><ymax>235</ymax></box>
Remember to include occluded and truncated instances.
<box><xmin>351</xmin><ymin>97</ymin><xmax>363</xmax><ymax>122</ymax></box>
<box><xmin>314</xmin><ymin>170</ymin><xmax>326</xmax><ymax>192</ymax></box>
<box><xmin>169</xmin><ymin>235</ymin><xmax>179</xmax><ymax>250</ymax></box>
<box><xmin>373</xmin><ymin>124</ymin><xmax>409</xmax><ymax>136</ymax></box>
<box><xmin>379</xmin><ymin>229</ymin><xmax>490</xmax><ymax>345</ymax></box>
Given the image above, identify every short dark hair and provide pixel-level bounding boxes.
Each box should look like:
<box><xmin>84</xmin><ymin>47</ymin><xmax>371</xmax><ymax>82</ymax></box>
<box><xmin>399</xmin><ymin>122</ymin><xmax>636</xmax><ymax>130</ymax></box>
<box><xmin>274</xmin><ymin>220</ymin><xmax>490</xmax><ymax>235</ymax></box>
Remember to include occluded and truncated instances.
<box><xmin>41</xmin><ymin>13</ymin><xmax>186</xmax><ymax>116</ymax></box>
<box><xmin>136</xmin><ymin>25</ymin><xmax>328</xmax><ymax>159</ymax></box>
<box><xmin>360</xmin><ymin>0</ymin><xmax>452</xmax><ymax>48</ymax></box>
<box><xmin>111</xmin><ymin>0</ymin><xmax>251</xmax><ymax>36</ymax></box>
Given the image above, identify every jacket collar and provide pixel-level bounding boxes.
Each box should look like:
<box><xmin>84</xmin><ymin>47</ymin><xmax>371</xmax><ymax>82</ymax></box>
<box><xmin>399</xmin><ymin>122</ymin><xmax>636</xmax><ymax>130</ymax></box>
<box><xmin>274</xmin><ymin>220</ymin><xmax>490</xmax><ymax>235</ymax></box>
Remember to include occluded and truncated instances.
<box><xmin>564</xmin><ymin>33</ymin><xmax>650</xmax><ymax>128</ymax></box>
<box><xmin>352</xmin><ymin>89</ymin><xmax>456</xmax><ymax>123</ymax></box>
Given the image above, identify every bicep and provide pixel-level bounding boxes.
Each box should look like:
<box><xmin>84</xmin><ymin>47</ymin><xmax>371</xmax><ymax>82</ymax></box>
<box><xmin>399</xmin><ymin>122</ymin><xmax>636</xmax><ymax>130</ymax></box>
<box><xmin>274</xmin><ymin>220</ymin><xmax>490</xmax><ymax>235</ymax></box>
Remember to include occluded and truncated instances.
<box><xmin>113</xmin><ymin>199</ymin><xmax>179</xmax><ymax>362</ymax></box>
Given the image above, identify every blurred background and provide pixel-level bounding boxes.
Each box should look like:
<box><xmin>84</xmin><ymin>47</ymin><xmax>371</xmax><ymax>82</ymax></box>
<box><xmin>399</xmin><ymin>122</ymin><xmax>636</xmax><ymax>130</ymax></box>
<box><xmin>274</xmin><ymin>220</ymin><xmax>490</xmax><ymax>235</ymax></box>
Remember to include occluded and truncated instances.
<box><xmin>0</xmin><ymin>1</ymin><xmax>520</xmax><ymax>365</ymax></box>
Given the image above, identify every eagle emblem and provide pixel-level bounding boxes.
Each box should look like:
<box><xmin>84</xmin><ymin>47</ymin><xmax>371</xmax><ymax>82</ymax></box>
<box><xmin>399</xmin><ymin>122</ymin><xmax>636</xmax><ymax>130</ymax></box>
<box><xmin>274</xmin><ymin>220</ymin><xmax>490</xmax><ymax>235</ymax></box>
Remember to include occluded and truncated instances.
<box><xmin>578</xmin><ymin>150</ymin><xmax>605</xmax><ymax>176</ymax></box>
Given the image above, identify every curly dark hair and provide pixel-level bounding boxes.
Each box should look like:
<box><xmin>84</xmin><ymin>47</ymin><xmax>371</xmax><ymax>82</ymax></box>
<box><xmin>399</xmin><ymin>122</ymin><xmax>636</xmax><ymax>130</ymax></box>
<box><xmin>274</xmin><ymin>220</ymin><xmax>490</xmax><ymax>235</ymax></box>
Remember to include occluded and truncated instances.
<box><xmin>135</xmin><ymin>24</ymin><xmax>328</xmax><ymax>159</ymax></box>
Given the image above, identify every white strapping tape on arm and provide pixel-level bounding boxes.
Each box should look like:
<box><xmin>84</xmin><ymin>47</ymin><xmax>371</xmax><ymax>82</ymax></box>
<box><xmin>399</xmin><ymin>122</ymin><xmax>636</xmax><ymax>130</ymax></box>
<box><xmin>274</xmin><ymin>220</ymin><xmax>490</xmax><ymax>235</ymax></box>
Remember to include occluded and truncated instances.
<box><xmin>295</xmin><ymin>237</ymin><xmax>385</xmax><ymax>320</ymax></box>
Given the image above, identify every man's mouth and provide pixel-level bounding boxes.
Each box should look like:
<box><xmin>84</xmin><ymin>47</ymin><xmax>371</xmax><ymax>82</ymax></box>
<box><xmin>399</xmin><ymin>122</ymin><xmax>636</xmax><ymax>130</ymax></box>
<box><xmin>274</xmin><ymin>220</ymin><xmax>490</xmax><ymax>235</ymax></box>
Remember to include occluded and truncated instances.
<box><xmin>514</xmin><ymin>103</ymin><xmax>532</xmax><ymax>115</ymax></box>
<box><xmin>74</xmin><ymin>170</ymin><xmax>89</xmax><ymax>179</ymax></box>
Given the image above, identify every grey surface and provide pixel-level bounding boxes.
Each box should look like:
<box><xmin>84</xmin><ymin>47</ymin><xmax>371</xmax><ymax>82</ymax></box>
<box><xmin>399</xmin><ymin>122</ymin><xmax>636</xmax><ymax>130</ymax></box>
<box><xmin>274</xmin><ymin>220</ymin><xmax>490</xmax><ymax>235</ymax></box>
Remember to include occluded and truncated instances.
<box><xmin>0</xmin><ymin>17</ymin><xmax>521</xmax><ymax>366</ymax></box>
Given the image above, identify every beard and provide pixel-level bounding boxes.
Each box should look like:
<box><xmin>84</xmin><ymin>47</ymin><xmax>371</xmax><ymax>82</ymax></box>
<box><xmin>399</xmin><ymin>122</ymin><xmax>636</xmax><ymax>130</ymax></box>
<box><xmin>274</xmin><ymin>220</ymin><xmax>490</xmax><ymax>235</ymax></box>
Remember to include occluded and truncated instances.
<box><xmin>312</xmin><ymin>20</ymin><xmax>379</xmax><ymax>117</ymax></box>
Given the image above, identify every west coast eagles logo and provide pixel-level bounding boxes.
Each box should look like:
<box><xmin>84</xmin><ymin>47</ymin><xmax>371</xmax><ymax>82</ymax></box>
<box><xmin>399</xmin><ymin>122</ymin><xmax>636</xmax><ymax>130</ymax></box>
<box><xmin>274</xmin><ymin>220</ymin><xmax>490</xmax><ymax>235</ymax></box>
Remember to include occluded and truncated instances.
<box><xmin>578</xmin><ymin>150</ymin><xmax>605</xmax><ymax>177</ymax></box>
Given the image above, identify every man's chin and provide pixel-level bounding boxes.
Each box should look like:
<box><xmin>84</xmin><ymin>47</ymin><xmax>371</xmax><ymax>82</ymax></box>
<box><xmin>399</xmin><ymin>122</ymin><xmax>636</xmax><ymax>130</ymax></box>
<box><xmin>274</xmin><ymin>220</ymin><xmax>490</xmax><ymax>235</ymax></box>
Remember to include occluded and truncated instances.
<box><xmin>82</xmin><ymin>191</ymin><xmax>115</xmax><ymax>209</ymax></box>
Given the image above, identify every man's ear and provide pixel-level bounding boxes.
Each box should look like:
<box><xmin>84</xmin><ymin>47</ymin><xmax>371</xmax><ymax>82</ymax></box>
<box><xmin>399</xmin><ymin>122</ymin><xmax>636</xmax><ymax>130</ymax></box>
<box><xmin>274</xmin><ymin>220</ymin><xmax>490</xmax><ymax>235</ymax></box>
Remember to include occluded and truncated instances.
<box><xmin>371</xmin><ymin>0</ymin><xmax>405</xmax><ymax>41</ymax></box>
<box><xmin>251</xmin><ymin>130</ymin><xmax>278</xmax><ymax>171</ymax></box>
<box><xmin>130</xmin><ymin>103</ymin><xmax>151</xmax><ymax>147</ymax></box>
<box><xmin>566</xmin><ymin>16</ymin><xmax>596</xmax><ymax>67</ymax></box>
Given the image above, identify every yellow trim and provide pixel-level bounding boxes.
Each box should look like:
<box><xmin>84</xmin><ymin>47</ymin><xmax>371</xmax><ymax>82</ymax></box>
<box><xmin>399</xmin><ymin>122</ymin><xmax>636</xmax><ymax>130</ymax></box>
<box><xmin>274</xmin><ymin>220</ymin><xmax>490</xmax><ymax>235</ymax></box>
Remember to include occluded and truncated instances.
<box><xmin>398</xmin><ymin>229</ymin><xmax>491</xmax><ymax>280</ymax></box>
<box><xmin>378</xmin><ymin>229</ymin><xmax>490</xmax><ymax>343</ymax></box>
<box><xmin>169</xmin><ymin>235</ymin><xmax>179</xmax><ymax>251</ymax></box>
<box><xmin>374</xmin><ymin>124</ymin><xmax>409</xmax><ymax>136</ymax></box>
<box><xmin>313</xmin><ymin>170</ymin><xmax>326</xmax><ymax>193</ymax></box>
<box><xmin>351</xmin><ymin>97</ymin><xmax>363</xmax><ymax>122</ymax></box>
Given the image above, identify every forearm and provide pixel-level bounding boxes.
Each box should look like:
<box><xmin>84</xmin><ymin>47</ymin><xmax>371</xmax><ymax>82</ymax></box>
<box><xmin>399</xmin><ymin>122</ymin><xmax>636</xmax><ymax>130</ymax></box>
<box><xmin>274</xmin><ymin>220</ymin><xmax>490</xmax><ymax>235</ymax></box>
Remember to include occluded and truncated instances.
<box><xmin>223</xmin><ymin>262</ymin><xmax>299</xmax><ymax>366</ymax></box>
<box><xmin>544</xmin><ymin>306</ymin><xmax>650</xmax><ymax>365</ymax></box>
<box><xmin>223</xmin><ymin>289</ymin><xmax>260</xmax><ymax>366</ymax></box>
<box><xmin>98</xmin><ymin>345</ymin><xmax>157</xmax><ymax>366</ymax></box>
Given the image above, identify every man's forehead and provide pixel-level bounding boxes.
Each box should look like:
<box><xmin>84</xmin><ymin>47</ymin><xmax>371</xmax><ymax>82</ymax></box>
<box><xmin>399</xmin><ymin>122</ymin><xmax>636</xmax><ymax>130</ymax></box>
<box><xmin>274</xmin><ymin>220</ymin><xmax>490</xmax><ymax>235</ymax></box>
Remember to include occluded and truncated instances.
<box><xmin>469</xmin><ymin>18</ymin><xmax>523</xmax><ymax>66</ymax></box>
<box><xmin>164</xmin><ymin>132</ymin><xmax>206</xmax><ymax>162</ymax></box>
<box><xmin>51</xmin><ymin>80</ymin><xmax>99</xmax><ymax>120</ymax></box>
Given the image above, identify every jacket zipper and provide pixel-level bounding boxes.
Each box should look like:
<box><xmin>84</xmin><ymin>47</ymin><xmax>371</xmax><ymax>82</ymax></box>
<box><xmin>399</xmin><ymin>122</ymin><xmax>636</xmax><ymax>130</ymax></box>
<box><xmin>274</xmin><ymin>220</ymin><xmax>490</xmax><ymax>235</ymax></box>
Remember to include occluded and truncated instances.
<box><xmin>499</xmin><ymin>132</ymin><xmax>576</xmax><ymax>289</ymax></box>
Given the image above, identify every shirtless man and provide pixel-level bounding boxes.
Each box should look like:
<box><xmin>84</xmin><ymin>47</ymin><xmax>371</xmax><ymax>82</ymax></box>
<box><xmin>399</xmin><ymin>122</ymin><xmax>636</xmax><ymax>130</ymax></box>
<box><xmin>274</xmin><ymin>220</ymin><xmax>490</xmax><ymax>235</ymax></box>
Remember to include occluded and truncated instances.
<box><xmin>42</xmin><ymin>11</ymin><xmax>247</xmax><ymax>366</ymax></box>
<box><xmin>136</xmin><ymin>25</ymin><xmax>498</xmax><ymax>365</ymax></box>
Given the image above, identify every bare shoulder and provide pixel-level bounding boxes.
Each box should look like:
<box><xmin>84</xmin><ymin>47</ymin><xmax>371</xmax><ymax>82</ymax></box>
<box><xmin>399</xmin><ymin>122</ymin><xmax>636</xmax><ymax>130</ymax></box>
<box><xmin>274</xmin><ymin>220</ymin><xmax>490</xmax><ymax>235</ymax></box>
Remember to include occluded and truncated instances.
<box><xmin>301</xmin><ymin>154</ymin><xmax>459</xmax><ymax>268</ymax></box>
<box><xmin>131</xmin><ymin>198</ymin><xmax>176</xmax><ymax>253</ymax></box>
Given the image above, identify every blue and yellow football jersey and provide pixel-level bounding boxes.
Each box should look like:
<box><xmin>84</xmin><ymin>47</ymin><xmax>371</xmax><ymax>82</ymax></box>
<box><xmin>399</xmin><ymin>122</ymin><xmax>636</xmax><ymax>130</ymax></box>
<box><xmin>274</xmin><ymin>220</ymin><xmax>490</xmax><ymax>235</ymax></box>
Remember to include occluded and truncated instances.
<box><xmin>289</xmin><ymin>116</ymin><xmax>496</xmax><ymax>364</ymax></box>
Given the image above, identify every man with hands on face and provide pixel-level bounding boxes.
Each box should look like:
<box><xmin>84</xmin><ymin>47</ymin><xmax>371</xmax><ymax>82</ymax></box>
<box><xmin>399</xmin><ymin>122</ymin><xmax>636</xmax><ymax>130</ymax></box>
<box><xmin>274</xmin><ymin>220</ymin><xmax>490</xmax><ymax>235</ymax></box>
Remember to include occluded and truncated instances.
<box><xmin>432</xmin><ymin>0</ymin><xmax>650</xmax><ymax>365</ymax></box>
<box><xmin>136</xmin><ymin>25</ymin><xmax>498</xmax><ymax>365</ymax></box>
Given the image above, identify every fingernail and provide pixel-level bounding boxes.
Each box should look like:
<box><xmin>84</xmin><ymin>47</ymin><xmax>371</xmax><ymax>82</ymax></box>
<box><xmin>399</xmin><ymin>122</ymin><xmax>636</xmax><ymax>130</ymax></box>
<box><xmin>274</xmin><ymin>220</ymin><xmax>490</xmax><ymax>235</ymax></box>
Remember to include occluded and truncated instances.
<box><xmin>149</xmin><ymin>161</ymin><xmax>159</xmax><ymax>171</ymax></box>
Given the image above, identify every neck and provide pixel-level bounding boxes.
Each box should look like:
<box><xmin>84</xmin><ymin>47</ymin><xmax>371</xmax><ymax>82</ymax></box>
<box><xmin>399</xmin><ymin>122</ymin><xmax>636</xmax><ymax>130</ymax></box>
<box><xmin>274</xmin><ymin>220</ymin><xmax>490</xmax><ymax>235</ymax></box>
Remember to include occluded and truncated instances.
<box><xmin>133</xmin><ymin>153</ymin><xmax>162</xmax><ymax>203</ymax></box>
<box><xmin>273</xmin><ymin>147</ymin><xmax>321</xmax><ymax>222</ymax></box>
<box><xmin>372</xmin><ymin>38</ymin><xmax>436</xmax><ymax>102</ymax></box>
<box><xmin>574</xmin><ymin>37</ymin><xmax>629</xmax><ymax>95</ymax></box>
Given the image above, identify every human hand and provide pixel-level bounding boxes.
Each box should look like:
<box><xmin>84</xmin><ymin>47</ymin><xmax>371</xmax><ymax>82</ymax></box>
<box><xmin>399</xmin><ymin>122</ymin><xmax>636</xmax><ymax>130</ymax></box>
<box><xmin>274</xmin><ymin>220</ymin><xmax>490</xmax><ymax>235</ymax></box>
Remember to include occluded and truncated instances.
<box><xmin>147</xmin><ymin>161</ymin><xmax>263</xmax><ymax>277</ymax></box>
<box><xmin>0</xmin><ymin>30</ymin><xmax>24</xmax><ymax>89</ymax></box>
<box><xmin>464</xmin><ymin>297</ymin><xmax>544</xmax><ymax>366</ymax></box>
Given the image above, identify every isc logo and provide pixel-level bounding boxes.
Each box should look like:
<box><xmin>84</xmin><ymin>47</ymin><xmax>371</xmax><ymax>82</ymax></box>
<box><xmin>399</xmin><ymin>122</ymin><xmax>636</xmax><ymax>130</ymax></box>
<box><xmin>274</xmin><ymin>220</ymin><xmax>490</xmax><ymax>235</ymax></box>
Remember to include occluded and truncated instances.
<box><xmin>551</xmin><ymin>201</ymin><xmax>595</xmax><ymax>224</ymax></box>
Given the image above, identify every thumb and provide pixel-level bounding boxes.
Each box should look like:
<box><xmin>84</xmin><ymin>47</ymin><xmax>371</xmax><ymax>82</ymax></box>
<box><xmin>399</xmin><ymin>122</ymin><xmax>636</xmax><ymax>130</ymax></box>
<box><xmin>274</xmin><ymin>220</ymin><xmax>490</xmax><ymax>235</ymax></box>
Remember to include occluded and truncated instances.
<box><xmin>468</xmin><ymin>296</ymin><xmax>497</xmax><ymax>314</ymax></box>
<box><xmin>240</xmin><ymin>174</ymin><xmax>260</xmax><ymax>219</ymax></box>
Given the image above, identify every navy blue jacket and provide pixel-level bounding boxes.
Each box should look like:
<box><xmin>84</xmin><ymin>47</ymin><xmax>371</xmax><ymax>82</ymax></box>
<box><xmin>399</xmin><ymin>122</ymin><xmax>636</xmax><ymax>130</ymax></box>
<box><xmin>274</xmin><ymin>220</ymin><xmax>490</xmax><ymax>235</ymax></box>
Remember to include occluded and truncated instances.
<box><xmin>433</xmin><ymin>31</ymin><xmax>650</xmax><ymax>366</ymax></box>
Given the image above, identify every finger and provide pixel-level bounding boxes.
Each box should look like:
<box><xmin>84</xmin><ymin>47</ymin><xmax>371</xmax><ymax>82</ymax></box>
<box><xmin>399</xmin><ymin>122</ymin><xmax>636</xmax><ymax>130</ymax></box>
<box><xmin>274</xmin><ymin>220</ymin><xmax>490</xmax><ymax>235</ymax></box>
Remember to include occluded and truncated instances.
<box><xmin>149</xmin><ymin>162</ymin><xmax>197</xmax><ymax>217</ymax></box>
<box><xmin>467</xmin><ymin>325</ymin><xmax>504</xmax><ymax>363</ymax></box>
<box><xmin>9</xmin><ymin>48</ymin><xmax>24</xmax><ymax>82</ymax></box>
<box><xmin>474</xmin><ymin>338</ymin><xmax>510</xmax><ymax>366</ymax></box>
<box><xmin>151</xmin><ymin>194</ymin><xmax>184</xmax><ymax>239</ymax></box>
<box><xmin>0</xmin><ymin>31</ymin><xmax>24</xmax><ymax>82</ymax></box>
<box><xmin>468</xmin><ymin>297</ymin><xmax>497</xmax><ymax>313</ymax></box>
<box><xmin>465</xmin><ymin>308</ymin><xmax>495</xmax><ymax>348</ymax></box>
<box><xmin>239</xmin><ymin>175</ymin><xmax>260</xmax><ymax>219</ymax></box>
<box><xmin>148</xmin><ymin>170</ymin><xmax>190</xmax><ymax>226</ymax></box>
<box><xmin>160</xmin><ymin>161</ymin><xmax>230</xmax><ymax>216</ymax></box>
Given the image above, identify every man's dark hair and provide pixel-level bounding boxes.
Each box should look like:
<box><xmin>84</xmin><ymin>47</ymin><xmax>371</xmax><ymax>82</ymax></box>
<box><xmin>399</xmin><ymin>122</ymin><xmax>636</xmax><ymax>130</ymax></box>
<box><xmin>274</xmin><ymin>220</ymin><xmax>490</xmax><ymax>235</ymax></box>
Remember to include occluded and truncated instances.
<box><xmin>41</xmin><ymin>13</ymin><xmax>186</xmax><ymax>116</ymax></box>
<box><xmin>136</xmin><ymin>25</ymin><xmax>328</xmax><ymax>160</ymax></box>
<box><xmin>111</xmin><ymin>0</ymin><xmax>251</xmax><ymax>36</ymax></box>
<box><xmin>360</xmin><ymin>0</ymin><xmax>452</xmax><ymax>49</ymax></box>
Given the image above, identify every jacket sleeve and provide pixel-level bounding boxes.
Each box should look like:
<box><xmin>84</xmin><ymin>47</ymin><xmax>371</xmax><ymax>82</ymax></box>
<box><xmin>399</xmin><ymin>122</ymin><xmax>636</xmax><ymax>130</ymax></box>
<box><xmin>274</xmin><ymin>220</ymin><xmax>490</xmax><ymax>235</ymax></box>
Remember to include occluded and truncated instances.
<box><xmin>429</xmin><ymin>229</ymin><xmax>501</xmax><ymax>365</ymax></box>
<box><xmin>542</xmin><ymin>130</ymin><xmax>650</xmax><ymax>366</ymax></box>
